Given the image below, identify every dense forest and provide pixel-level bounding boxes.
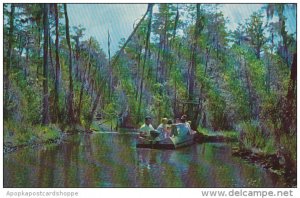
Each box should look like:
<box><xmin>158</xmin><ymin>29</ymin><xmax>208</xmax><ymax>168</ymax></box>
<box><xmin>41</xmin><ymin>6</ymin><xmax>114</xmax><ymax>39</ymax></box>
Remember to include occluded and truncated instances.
<box><xmin>3</xmin><ymin>4</ymin><xmax>296</xmax><ymax>168</ymax></box>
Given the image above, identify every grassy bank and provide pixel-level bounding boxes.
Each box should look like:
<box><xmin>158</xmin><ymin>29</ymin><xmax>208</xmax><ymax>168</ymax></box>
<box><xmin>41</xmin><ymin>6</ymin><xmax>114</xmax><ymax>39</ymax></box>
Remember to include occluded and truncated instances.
<box><xmin>4</xmin><ymin>121</ymin><xmax>64</xmax><ymax>153</ymax></box>
<box><xmin>195</xmin><ymin>127</ymin><xmax>239</xmax><ymax>142</ymax></box>
<box><xmin>196</xmin><ymin>124</ymin><xmax>296</xmax><ymax>186</ymax></box>
<box><xmin>90</xmin><ymin>119</ymin><xmax>117</xmax><ymax>132</ymax></box>
<box><xmin>198</xmin><ymin>121</ymin><xmax>296</xmax><ymax>168</ymax></box>
<box><xmin>236</xmin><ymin>120</ymin><xmax>296</xmax><ymax>165</ymax></box>
<box><xmin>4</xmin><ymin>117</ymin><xmax>120</xmax><ymax>153</ymax></box>
<box><xmin>237</xmin><ymin>120</ymin><xmax>276</xmax><ymax>155</ymax></box>
<box><xmin>232</xmin><ymin>120</ymin><xmax>296</xmax><ymax>186</ymax></box>
<box><xmin>4</xmin><ymin>121</ymin><xmax>61</xmax><ymax>146</ymax></box>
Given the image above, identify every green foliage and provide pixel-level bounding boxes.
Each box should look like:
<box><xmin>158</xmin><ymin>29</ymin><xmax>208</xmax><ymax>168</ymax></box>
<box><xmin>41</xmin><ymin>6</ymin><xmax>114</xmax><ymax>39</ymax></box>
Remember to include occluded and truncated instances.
<box><xmin>4</xmin><ymin>120</ymin><xmax>61</xmax><ymax>146</ymax></box>
<box><xmin>197</xmin><ymin>126</ymin><xmax>239</xmax><ymax>139</ymax></box>
<box><xmin>206</xmin><ymin>88</ymin><xmax>227</xmax><ymax>130</ymax></box>
<box><xmin>223</xmin><ymin>64</ymin><xmax>251</xmax><ymax>122</ymax></box>
<box><xmin>239</xmin><ymin>120</ymin><xmax>264</xmax><ymax>148</ymax></box>
<box><xmin>246</xmin><ymin>11</ymin><xmax>266</xmax><ymax>59</ymax></box>
<box><xmin>33</xmin><ymin>124</ymin><xmax>61</xmax><ymax>141</ymax></box>
<box><xmin>79</xmin><ymin>90</ymin><xmax>93</xmax><ymax>126</ymax></box>
<box><xmin>151</xmin><ymin>92</ymin><xmax>173</xmax><ymax>126</ymax></box>
<box><xmin>237</xmin><ymin>120</ymin><xmax>276</xmax><ymax>154</ymax></box>
<box><xmin>5</xmin><ymin>71</ymin><xmax>42</xmax><ymax>124</ymax></box>
<box><xmin>280</xmin><ymin>134</ymin><xmax>296</xmax><ymax>162</ymax></box>
<box><xmin>244</xmin><ymin>50</ymin><xmax>267</xmax><ymax>96</ymax></box>
<box><xmin>263</xmin><ymin>138</ymin><xmax>276</xmax><ymax>154</ymax></box>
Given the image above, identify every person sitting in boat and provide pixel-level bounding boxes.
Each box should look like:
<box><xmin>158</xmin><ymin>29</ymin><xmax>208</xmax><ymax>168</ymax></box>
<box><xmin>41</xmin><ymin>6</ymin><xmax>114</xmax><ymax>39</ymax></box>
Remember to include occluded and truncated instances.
<box><xmin>187</xmin><ymin>120</ymin><xmax>197</xmax><ymax>134</ymax></box>
<box><xmin>180</xmin><ymin>114</ymin><xmax>196</xmax><ymax>135</ymax></box>
<box><xmin>172</xmin><ymin>116</ymin><xmax>189</xmax><ymax>137</ymax></box>
<box><xmin>179</xmin><ymin>115</ymin><xmax>190</xmax><ymax>136</ymax></box>
<box><xmin>180</xmin><ymin>115</ymin><xmax>189</xmax><ymax>127</ymax></box>
<box><xmin>157</xmin><ymin>118</ymin><xmax>168</xmax><ymax>139</ymax></box>
<box><xmin>139</xmin><ymin>116</ymin><xmax>155</xmax><ymax>138</ymax></box>
<box><xmin>174</xmin><ymin>115</ymin><xmax>195</xmax><ymax>136</ymax></box>
<box><xmin>165</xmin><ymin>119</ymin><xmax>173</xmax><ymax>138</ymax></box>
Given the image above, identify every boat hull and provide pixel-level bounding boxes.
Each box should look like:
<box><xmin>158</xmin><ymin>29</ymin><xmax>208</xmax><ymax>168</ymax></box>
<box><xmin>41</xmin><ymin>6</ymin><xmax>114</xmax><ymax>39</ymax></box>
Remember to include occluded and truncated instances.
<box><xmin>136</xmin><ymin>134</ymin><xmax>194</xmax><ymax>149</ymax></box>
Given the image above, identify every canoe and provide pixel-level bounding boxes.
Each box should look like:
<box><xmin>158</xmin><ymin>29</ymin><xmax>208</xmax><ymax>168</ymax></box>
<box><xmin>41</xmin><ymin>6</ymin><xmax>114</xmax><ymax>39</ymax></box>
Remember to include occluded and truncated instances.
<box><xmin>136</xmin><ymin>124</ymin><xmax>195</xmax><ymax>149</ymax></box>
<box><xmin>136</xmin><ymin>134</ymin><xmax>194</xmax><ymax>149</ymax></box>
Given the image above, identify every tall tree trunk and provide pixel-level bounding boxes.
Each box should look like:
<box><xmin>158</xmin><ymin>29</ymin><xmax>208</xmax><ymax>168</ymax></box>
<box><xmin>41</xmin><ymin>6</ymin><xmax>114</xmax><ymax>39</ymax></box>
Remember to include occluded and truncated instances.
<box><xmin>108</xmin><ymin>30</ymin><xmax>113</xmax><ymax>99</ymax></box>
<box><xmin>193</xmin><ymin>47</ymin><xmax>209</xmax><ymax>129</ymax></box>
<box><xmin>155</xmin><ymin>39</ymin><xmax>161</xmax><ymax>83</ymax></box>
<box><xmin>17</xmin><ymin>34</ymin><xmax>23</xmax><ymax>68</ymax></box>
<box><xmin>37</xmin><ymin>21</ymin><xmax>42</xmax><ymax>78</ymax></box>
<box><xmin>188</xmin><ymin>4</ymin><xmax>202</xmax><ymax>128</ymax></box>
<box><xmin>6</xmin><ymin>3</ymin><xmax>15</xmax><ymax>80</ymax></box>
<box><xmin>173</xmin><ymin>79</ymin><xmax>177</xmax><ymax>116</ymax></box>
<box><xmin>279</xmin><ymin>13</ymin><xmax>289</xmax><ymax>66</ymax></box>
<box><xmin>137</xmin><ymin>4</ymin><xmax>153</xmax><ymax>123</ymax></box>
<box><xmin>168</xmin><ymin>5</ymin><xmax>179</xmax><ymax>74</ymax></box>
<box><xmin>162</xmin><ymin>8</ymin><xmax>169</xmax><ymax>80</ymax></box>
<box><xmin>283</xmin><ymin>53</ymin><xmax>297</xmax><ymax>135</ymax></box>
<box><xmin>74</xmin><ymin>37</ymin><xmax>80</xmax><ymax>78</ymax></box>
<box><xmin>172</xmin><ymin>5</ymin><xmax>179</xmax><ymax>42</ymax></box>
<box><xmin>244</xmin><ymin>59</ymin><xmax>254</xmax><ymax>119</ymax></box>
<box><xmin>256</xmin><ymin>47</ymin><xmax>260</xmax><ymax>59</ymax></box>
<box><xmin>42</xmin><ymin>3</ymin><xmax>50</xmax><ymax>125</ymax></box>
<box><xmin>77</xmin><ymin>38</ymin><xmax>92</xmax><ymax>122</ymax></box>
<box><xmin>266</xmin><ymin>53</ymin><xmax>271</xmax><ymax>93</ymax></box>
<box><xmin>135</xmin><ymin>43</ymin><xmax>143</xmax><ymax>100</ymax></box>
<box><xmin>54</xmin><ymin>4</ymin><xmax>60</xmax><ymax>123</ymax></box>
<box><xmin>64</xmin><ymin>3</ymin><xmax>75</xmax><ymax>125</ymax></box>
<box><xmin>49</xmin><ymin>33</ymin><xmax>55</xmax><ymax>78</ymax></box>
<box><xmin>25</xmin><ymin>37</ymin><xmax>29</xmax><ymax>78</ymax></box>
<box><xmin>267</xmin><ymin>32</ymin><xmax>275</xmax><ymax>93</ymax></box>
<box><xmin>4</xmin><ymin>3</ymin><xmax>15</xmax><ymax>118</ymax></box>
<box><xmin>86</xmin><ymin>79</ymin><xmax>106</xmax><ymax>131</ymax></box>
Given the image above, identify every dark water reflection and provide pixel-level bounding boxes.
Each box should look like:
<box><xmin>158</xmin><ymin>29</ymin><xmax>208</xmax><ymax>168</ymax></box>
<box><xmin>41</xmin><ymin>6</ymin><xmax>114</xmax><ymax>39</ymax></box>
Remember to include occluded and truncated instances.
<box><xmin>4</xmin><ymin>132</ymin><xmax>288</xmax><ymax>187</ymax></box>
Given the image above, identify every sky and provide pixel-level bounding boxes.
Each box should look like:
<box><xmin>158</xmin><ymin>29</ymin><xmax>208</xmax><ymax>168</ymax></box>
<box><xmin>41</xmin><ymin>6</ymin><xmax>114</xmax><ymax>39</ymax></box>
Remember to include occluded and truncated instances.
<box><xmin>68</xmin><ymin>4</ymin><xmax>147</xmax><ymax>56</ymax></box>
<box><xmin>68</xmin><ymin>4</ymin><xmax>296</xmax><ymax>56</ymax></box>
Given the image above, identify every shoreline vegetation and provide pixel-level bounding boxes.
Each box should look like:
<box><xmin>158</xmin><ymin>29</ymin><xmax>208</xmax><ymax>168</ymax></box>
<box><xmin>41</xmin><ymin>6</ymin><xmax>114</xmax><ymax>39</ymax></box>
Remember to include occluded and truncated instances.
<box><xmin>3</xmin><ymin>120</ymin><xmax>113</xmax><ymax>153</ymax></box>
<box><xmin>4</xmin><ymin>122</ymin><xmax>64</xmax><ymax>153</ymax></box>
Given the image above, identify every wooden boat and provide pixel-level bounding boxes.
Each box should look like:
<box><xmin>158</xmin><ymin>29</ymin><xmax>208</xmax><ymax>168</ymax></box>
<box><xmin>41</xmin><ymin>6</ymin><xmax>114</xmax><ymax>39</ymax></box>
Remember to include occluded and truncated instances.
<box><xmin>136</xmin><ymin>124</ymin><xmax>195</xmax><ymax>149</ymax></box>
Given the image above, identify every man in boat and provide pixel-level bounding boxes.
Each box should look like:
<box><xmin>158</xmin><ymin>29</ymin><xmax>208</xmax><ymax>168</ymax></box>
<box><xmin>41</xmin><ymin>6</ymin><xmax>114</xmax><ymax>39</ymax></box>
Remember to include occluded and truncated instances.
<box><xmin>139</xmin><ymin>116</ymin><xmax>155</xmax><ymax>138</ymax></box>
<box><xmin>175</xmin><ymin>117</ymin><xmax>181</xmax><ymax>124</ymax></box>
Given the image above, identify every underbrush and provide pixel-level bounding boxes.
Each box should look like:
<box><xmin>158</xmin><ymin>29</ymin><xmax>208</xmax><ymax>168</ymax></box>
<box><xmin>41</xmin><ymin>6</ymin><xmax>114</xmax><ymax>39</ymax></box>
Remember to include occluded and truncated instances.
<box><xmin>4</xmin><ymin>120</ymin><xmax>61</xmax><ymax>147</ymax></box>
<box><xmin>236</xmin><ymin>120</ymin><xmax>277</xmax><ymax>155</ymax></box>
<box><xmin>197</xmin><ymin>126</ymin><xmax>239</xmax><ymax>139</ymax></box>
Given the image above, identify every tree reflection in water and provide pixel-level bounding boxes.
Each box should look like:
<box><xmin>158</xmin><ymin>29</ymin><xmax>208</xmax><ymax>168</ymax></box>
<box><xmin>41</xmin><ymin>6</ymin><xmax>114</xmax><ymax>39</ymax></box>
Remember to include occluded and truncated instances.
<box><xmin>4</xmin><ymin>133</ymin><xmax>291</xmax><ymax>187</ymax></box>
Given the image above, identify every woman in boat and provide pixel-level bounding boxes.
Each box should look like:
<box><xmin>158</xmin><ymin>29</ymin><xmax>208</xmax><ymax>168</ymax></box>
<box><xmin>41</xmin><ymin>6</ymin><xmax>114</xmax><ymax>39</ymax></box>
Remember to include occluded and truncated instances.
<box><xmin>157</xmin><ymin>118</ymin><xmax>168</xmax><ymax>139</ymax></box>
<box><xmin>181</xmin><ymin>115</ymin><xmax>196</xmax><ymax>135</ymax></box>
<box><xmin>179</xmin><ymin>115</ymin><xmax>190</xmax><ymax>136</ymax></box>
